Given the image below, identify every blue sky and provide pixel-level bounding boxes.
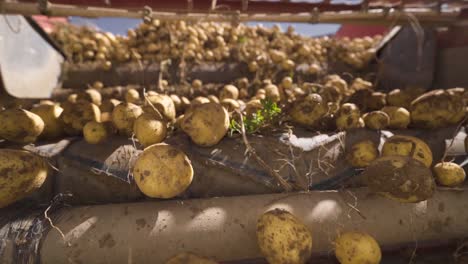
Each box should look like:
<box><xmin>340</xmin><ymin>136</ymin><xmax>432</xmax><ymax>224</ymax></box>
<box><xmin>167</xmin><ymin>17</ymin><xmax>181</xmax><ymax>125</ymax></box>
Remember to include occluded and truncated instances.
<box><xmin>69</xmin><ymin>17</ymin><xmax>341</xmax><ymax>37</ymax></box>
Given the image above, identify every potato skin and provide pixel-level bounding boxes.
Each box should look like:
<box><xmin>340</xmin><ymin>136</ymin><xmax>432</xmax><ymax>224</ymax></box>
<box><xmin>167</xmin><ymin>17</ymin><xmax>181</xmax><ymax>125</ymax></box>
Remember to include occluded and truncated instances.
<box><xmin>145</xmin><ymin>94</ymin><xmax>176</xmax><ymax>122</ymax></box>
<box><xmin>257</xmin><ymin>209</ymin><xmax>312</xmax><ymax>264</ymax></box>
<box><xmin>381</xmin><ymin>106</ymin><xmax>410</xmax><ymax>129</ymax></box>
<box><xmin>220</xmin><ymin>84</ymin><xmax>239</xmax><ymax>100</ymax></box>
<box><xmin>346</xmin><ymin>140</ymin><xmax>378</xmax><ymax>167</ymax></box>
<box><xmin>31</xmin><ymin>104</ymin><xmax>64</xmax><ymax>139</ymax></box>
<box><xmin>125</xmin><ymin>88</ymin><xmax>140</xmax><ymax>103</ymax></box>
<box><xmin>61</xmin><ymin>100</ymin><xmax>101</xmax><ymax>135</ymax></box>
<box><xmin>133</xmin><ymin>144</ymin><xmax>193</xmax><ymax>198</ymax></box>
<box><xmin>111</xmin><ymin>102</ymin><xmax>142</xmax><ymax>136</ymax></box>
<box><xmin>83</xmin><ymin>121</ymin><xmax>110</xmax><ymax>144</ymax></box>
<box><xmin>336</xmin><ymin>103</ymin><xmax>361</xmax><ymax>130</ymax></box>
<box><xmin>363</xmin><ymin>111</ymin><xmax>389</xmax><ymax>130</ymax></box>
<box><xmin>133</xmin><ymin>113</ymin><xmax>167</xmax><ymax>147</ymax></box>
<box><xmin>0</xmin><ymin>108</ymin><xmax>45</xmax><ymax>144</ymax></box>
<box><xmin>0</xmin><ymin>149</ymin><xmax>48</xmax><ymax>208</ymax></box>
<box><xmin>433</xmin><ymin>162</ymin><xmax>466</xmax><ymax>187</ymax></box>
<box><xmin>335</xmin><ymin>231</ymin><xmax>381</xmax><ymax>264</ymax></box>
<box><xmin>363</xmin><ymin>156</ymin><xmax>435</xmax><ymax>203</ymax></box>
<box><xmin>410</xmin><ymin>89</ymin><xmax>465</xmax><ymax>128</ymax></box>
<box><xmin>181</xmin><ymin>103</ymin><xmax>229</xmax><ymax>147</ymax></box>
<box><xmin>381</xmin><ymin>135</ymin><xmax>432</xmax><ymax>167</ymax></box>
<box><xmin>165</xmin><ymin>252</ymin><xmax>218</xmax><ymax>264</ymax></box>
<box><xmin>290</xmin><ymin>94</ymin><xmax>327</xmax><ymax>128</ymax></box>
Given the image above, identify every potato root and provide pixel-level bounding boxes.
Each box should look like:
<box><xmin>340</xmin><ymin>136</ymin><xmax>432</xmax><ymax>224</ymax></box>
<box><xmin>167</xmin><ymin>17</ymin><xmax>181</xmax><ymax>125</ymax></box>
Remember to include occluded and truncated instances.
<box><xmin>335</xmin><ymin>231</ymin><xmax>381</xmax><ymax>264</ymax></box>
<box><xmin>133</xmin><ymin>144</ymin><xmax>193</xmax><ymax>198</ymax></box>
<box><xmin>257</xmin><ymin>209</ymin><xmax>312</xmax><ymax>264</ymax></box>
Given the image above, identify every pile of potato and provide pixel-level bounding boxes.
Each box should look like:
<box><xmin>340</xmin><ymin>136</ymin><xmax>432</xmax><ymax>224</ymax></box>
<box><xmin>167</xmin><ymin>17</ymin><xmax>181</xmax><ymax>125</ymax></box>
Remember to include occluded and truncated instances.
<box><xmin>50</xmin><ymin>22</ymin><xmax>381</xmax><ymax>73</ymax></box>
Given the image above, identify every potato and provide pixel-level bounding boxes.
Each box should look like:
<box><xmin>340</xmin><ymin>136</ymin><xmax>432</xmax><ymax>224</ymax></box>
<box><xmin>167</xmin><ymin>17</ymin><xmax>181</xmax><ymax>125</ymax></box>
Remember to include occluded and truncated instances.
<box><xmin>320</xmin><ymin>85</ymin><xmax>342</xmax><ymax>103</ymax></box>
<box><xmin>77</xmin><ymin>88</ymin><xmax>102</xmax><ymax>105</ymax></box>
<box><xmin>220</xmin><ymin>84</ymin><xmax>239</xmax><ymax>100</ymax></box>
<box><xmin>336</xmin><ymin>103</ymin><xmax>361</xmax><ymax>130</ymax></box>
<box><xmin>181</xmin><ymin>103</ymin><xmax>229</xmax><ymax>147</ymax></box>
<box><xmin>191</xmin><ymin>96</ymin><xmax>210</xmax><ymax>107</ymax></box>
<box><xmin>92</xmin><ymin>81</ymin><xmax>104</xmax><ymax>90</ymax></box>
<box><xmin>100</xmin><ymin>99</ymin><xmax>121</xmax><ymax>113</ymax></box>
<box><xmin>111</xmin><ymin>103</ymin><xmax>142</xmax><ymax>136</ymax></box>
<box><xmin>133</xmin><ymin>113</ymin><xmax>167</xmax><ymax>147</ymax></box>
<box><xmin>281</xmin><ymin>59</ymin><xmax>295</xmax><ymax>71</ymax></box>
<box><xmin>61</xmin><ymin>100</ymin><xmax>101</xmax><ymax>135</ymax></box>
<box><xmin>281</xmin><ymin>76</ymin><xmax>293</xmax><ymax>90</ymax></box>
<box><xmin>367</xmin><ymin>92</ymin><xmax>386</xmax><ymax>110</ymax></box>
<box><xmin>125</xmin><ymin>88</ymin><xmax>140</xmax><ymax>103</ymax></box>
<box><xmin>363</xmin><ymin>156</ymin><xmax>435</xmax><ymax>202</ymax></box>
<box><xmin>381</xmin><ymin>106</ymin><xmax>410</xmax><ymax>129</ymax></box>
<box><xmin>246</xmin><ymin>99</ymin><xmax>263</xmax><ymax>117</ymax></box>
<box><xmin>133</xmin><ymin>143</ymin><xmax>193</xmax><ymax>198</ymax></box>
<box><xmin>433</xmin><ymin>162</ymin><xmax>466</xmax><ymax>187</ymax></box>
<box><xmin>325</xmin><ymin>75</ymin><xmax>347</xmax><ymax>95</ymax></box>
<box><xmin>387</xmin><ymin>88</ymin><xmax>424</xmax><ymax>109</ymax></box>
<box><xmin>207</xmin><ymin>95</ymin><xmax>220</xmax><ymax>104</ymax></box>
<box><xmin>334</xmin><ymin>231</ymin><xmax>381</xmax><ymax>264</ymax></box>
<box><xmin>346</xmin><ymin>140</ymin><xmax>378</xmax><ymax>167</ymax></box>
<box><xmin>83</xmin><ymin>121</ymin><xmax>111</xmax><ymax>144</ymax></box>
<box><xmin>363</xmin><ymin>111</ymin><xmax>389</xmax><ymax>130</ymax></box>
<box><xmin>165</xmin><ymin>252</ymin><xmax>218</xmax><ymax>264</ymax></box>
<box><xmin>170</xmin><ymin>94</ymin><xmax>183</xmax><ymax>112</ymax></box>
<box><xmin>381</xmin><ymin>135</ymin><xmax>432</xmax><ymax>167</ymax></box>
<box><xmin>290</xmin><ymin>94</ymin><xmax>327</xmax><ymax>128</ymax></box>
<box><xmin>144</xmin><ymin>94</ymin><xmax>176</xmax><ymax>122</ymax></box>
<box><xmin>39</xmin><ymin>100</ymin><xmax>55</xmax><ymax>106</ymax></box>
<box><xmin>350</xmin><ymin>77</ymin><xmax>372</xmax><ymax>91</ymax></box>
<box><xmin>67</xmin><ymin>93</ymin><xmax>78</xmax><ymax>103</ymax></box>
<box><xmin>31</xmin><ymin>104</ymin><xmax>64</xmax><ymax>139</ymax></box>
<box><xmin>192</xmin><ymin>79</ymin><xmax>203</xmax><ymax>90</ymax></box>
<box><xmin>221</xmin><ymin>98</ymin><xmax>240</xmax><ymax>112</ymax></box>
<box><xmin>410</xmin><ymin>89</ymin><xmax>465</xmax><ymax>128</ymax></box>
<box><xmin>0</xmin><ymin>149</ymin><xmax>48</xmax><ymax>208</ymax></box>
<box><xmin>257</xmin><ymin>209</ymin><xmax>312</xmax><ymax>264</ymax></box>
<box><xmin>0</xmin><ymin>108</ymin><xmax>44</xmax><ymax>144</ymax></box>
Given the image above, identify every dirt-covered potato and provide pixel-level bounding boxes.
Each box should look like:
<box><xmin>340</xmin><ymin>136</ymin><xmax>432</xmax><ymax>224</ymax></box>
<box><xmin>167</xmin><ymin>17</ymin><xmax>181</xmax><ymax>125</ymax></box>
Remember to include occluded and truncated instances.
<box><xmin>257</xmin><ymin>209</ymin><xmax>312</xmax><ymax>264</ymax></box>
<box><xmin>346</xmin><ymin>140</ymin><xmax>379</xmax><ymax>167</ymax></box>
<box><xmin>125</xmin><ymin>88</ymin><xmax>140</xmax><ymax>103</ymax></box>
<box><xmin>165</xmin><ymin>252</ymin><xmax>218</xmax><ymax>264</ymax></box>
<box><xmin>363</xmin><ymin>111</ymin><xmax>389</xmax><ymax>130</ymax></box>
<box><xmin>381</xmin><ymin>135</ymin><xmax>432</xmax><ymax>167</ymax></box>
<box><xmin>181</xmin><ymin>103</ymin><xmax>229</xmax><ymax>147</ymax></box>
<box><xmin>111</xmin><ymin>102</ymin><xmax>142</xmax><ymax>136</ymax></box>
<box><xmin>246</xmin><ymin>99</ymin><xmax>263</xmax><ymax>117</ymax></box>
<box><xmin>0</xmin><ymin>108</ymin><xmax>44</xmax><ymax>143</ymax></box>
<box><xmin>367</xmin><ymin>92</ymin><xmax>387</xmax><ymax>110</ymax></box>
<box><xmin>363</xmin><ymin>156</ymin><xmax>435</xmax><ymax>203</ymax></box>
<box><xmin>61</xmin><ymin>100</ymin><xmax>101</xmax><ymax>135</ymax></box>
<box><xmin>133</xmin><ymin>144</ymin><xmax>193</xmax><ymax>198</ymax></box>
<box><xmin>387</xmin><ymin>88</ymin><xmax>425</xmax><ymax>109</ymax></box>
<box><xmin>191</xmin><ymin>96</ymin><xmax>210</xmax><ymax>107</ymax></box>
<box><xmin>334</xmin><ymin>231</ymin><xmax>381</xmax><ymax>264</ymax></box>
<box><xmin>350</xmin><ymin>77</ymin><xmax>372</xmax><ymax>92</ymax></box>
<box><xmin>144</xmin><ymin>94</ymin><xmax>176</xmax><ymax>122</ymax></box>
<box><xmin>100</xmin><ymin>98</ymin><xmax>121</xmax><ymax>113</ymax></box>
<box><xmin>31</xmin><ymin>104</ymin><xmax>64</xmax><ymax>139</ymax></box>
<box><xmin>320</xmin><ymin>85</ymin><xmax>342</xmax><ymax>103</ymax></box>
<box><xmin>0</xmin><ymin>149</ymin><xmax>48</xmax><ymax>208</ymax></box>
<box><xmin>325</xmin><ymin>75</ymin><xmax>348</xmax><ymax>95</ymax></box>
<box><xmin>381</xmin><ymin>106</ymin><xmax>410</xmax><ymax>129</ymax></box>
<box><xmin>221</xmin><ymin>98</ymin><xmax>240</xmax><ymax>112</ymax></box>
<box><xmin>133</xmin><ymin>113</ymin><xmax>167</xmax><ymax>147</ymax></box>
<box><xmin>83</xmin><ymin>121</ymin><xmax>111</xmax><ymax>144</ymax></box>
<box><xmin>290</xmin><ymin>94</ymin><xmax>328</xmax><ymax>129</ymax></box>
<box><xmin>77</xmin><ymin>88</ymin><xmax>102</xmax><ymax>105</ymax></box>
<box><xmin>410</xmin><ymin>89</ymin><xmax>465</xmax><ymax>128</ymax></box>
<box><xmin>265</xmin><ymin>84</ymin><xmax>281</xmax><ymax>103</ymax></box>
<box><xmin>207</xmin><ymin>95</ymin><xmax>220</xmax><ymax>104</ymax></box>
<box><xmin>220</xmin><ymin>84</ymin><xmax>239</xmax><ymax>100</ymax></box>
<box><xmin>433</xmin><ymin>162</ymin><xmax>466</xmax><ymax>187</ymax></box>
<box><xmin>336</xmin><ymin>103</ymin><xmax>361</xmax><ymax>130</ymax></box>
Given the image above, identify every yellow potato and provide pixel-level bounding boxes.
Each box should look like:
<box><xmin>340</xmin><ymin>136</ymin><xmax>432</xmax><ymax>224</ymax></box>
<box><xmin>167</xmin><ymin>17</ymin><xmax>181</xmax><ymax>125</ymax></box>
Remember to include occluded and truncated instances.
<box><xmin>257</xmin><ymin>209</ymin><xmax>312</xmax><ymax>264</ymax></box>
<box><xmin>31</xmin><ymin>104</ymin><xmax>64</xmax><ymax>139</ymax></box>
<box><xmin>0</xmin><ymin>149</ymin><xmax>48</xmax><ymax>208</ymax></box>
<box><xmin>61</xmin><ymin>100</ymin><xmax>101</xmax><ymax>135</ymax></box>
<box><xmin>220</xmin><ymin>84</ymin><xmax>239</xmax><ymax>100</ymax></box>
<box><xmin>381</xmin><ymin>135</ymin><xmax>432</xmax><ymax>167</ymax></box>
<box><xmin>335</xmin><ymin>231</ymin><xmax>381</xmax><ymax>264</ymax></box>
<box><xmin>77</xmin><ymin>88</ymin><xmax>102</xmax><ymax>105</ymax></box>
<box><xmin>325</xmin><ymin>75</ymin><xmax>348</xmax><ymax>95</ymax></box>
<box><xmin>67</xmin><ymin>93</ymin><xmax>78</xmax><ymax>103</ymax></box>
<box><xmin>221</xmin><ymin>98</ymin><xmax>240</xmax><ymax>112</ymax></box>
<box><xmin>133</xmin><ymin>143</ymin><xmax>193</xmax><ymax>198</ymax></box>
<box><xmin>144</xmin><ymin>94</ymin><xmax>176</xmax><ymax>122</ymax></box>
<box><xmin>281</xmin><ymin>59</ymin><xmax>295</xmax><ymax>71</ymax></box>
<box><xmin>381</xmin><ymin>106</ymin><xmax>410</xmax><ymax>129</ymax></box>
<box><xmin>170</xmin><ymin>94</ymin><xmax>183</xmax><ymax>112</ymax></box>
<box><xmin>433</xmin><ymin>162</ymin><xmax>466</xmax><ymax>187</ymax></box>
<box><xmin>410</xmin><ymin>89</ymin><xmax>465</xmax><ymax>128</ymax></box>
<box><xmin>367</xmin><ymin>92</ymin><xmax>386</xmax><ymax>110</ymax></box>
<box><xmin>245</xmin><ymin>99</ymin><xmax>263</xmax><ymax>117</ymax></box>
<box><xmin>346</xmin><ymin>140</ymin><xmax>379</xmax><ymax>167</ymax></box>
<box><xmin>165</xmin><ymin>252</ymin><xmax>218</xmax><ymax>264</ymax></box>
<box><xmin>92</xmin><ymin>81</ymin><xmax>104</xmax><ymax>90</ymax></box>
<box><xmin>363</xmin><ymin>156</ymin><xmax>435</xmax><ymax>202</ymax></box>
<box><xmin>281</xmin><ymin>76</ymin><xmax>293</xmax><ymax>90</ymax></box>
<box><xmin>336</xmin><ymin>103</ymin><xmax>361</xmax><ymax>130</ymax></box>
<box><xmin>192</xmin><ymin>79</ymin><xmax>203</xmax><ymax>90</ymax></box>
<box><xmin>111</xmin><ymin>102</ymin><xmax>142</xmax><ymax>136</ymax></box>
<box><xmin>181</xmin><ymin>103</ymin><xmax>229</xmax><ymax>147</ymax></box>
<box><xmin>0</xmin><ymin>108</ymin><xmax>44</xmax><ymax>144</ymax></box>
<box><xmin>100</xmin><ymin>98</ymin><xmax>121</xmax><ymax>113</ymax></box>
<box><xmin>387</xmin><ymin>88</ymin><xmax>425</xmax><ymax>109</ymax></box>
<box><xmin>207</xmin><ymin>95</ymin><xmax>220</xmax><ymax>104</ymax></box>
<box><xmin>125</xmin><ymin>88</ymin><xmax>140</xmax><ymax>103</ymax></box>
<box><xmin>83</xmin><ymin>121</ymin><xmax>111</xmax><ymax>144</ymax></box>
<box><xmin>363</xmin><ymin>111</ymin><xmax>389</xmax><ymax>130</ymax></box>
<box><xmin>133</xmin><ymin>113</ymin><xmax>167</xmax><ymax>147</ymax></box>
<box><xmin>290</xmin><ymin>94</ymin><xmax>327</xmax><ymax>128</ymax></box>
<box><xmin>350</xmin><ymin>77</ymin><xmax>372</xmax><ymax>91</ymax></box>
<box><xmin>191</xmin><ymin>96</ymin><xmax>210</xmax><ymax>107</ymax></box>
